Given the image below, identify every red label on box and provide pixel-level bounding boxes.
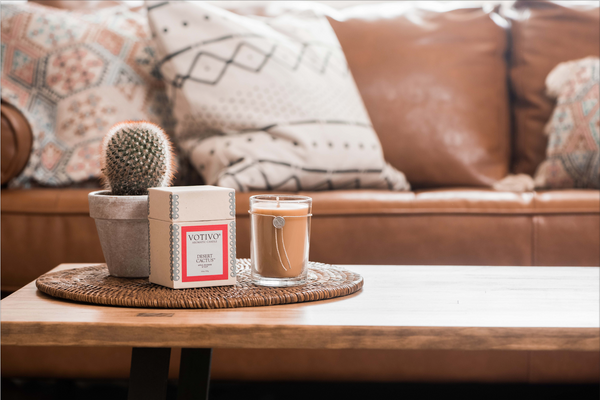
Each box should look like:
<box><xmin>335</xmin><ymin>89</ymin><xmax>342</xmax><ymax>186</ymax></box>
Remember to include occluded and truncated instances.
<box><xmin>181</xmin><ymin>224</ymin><xmax>228</xmax><ymax>282</ymax></box>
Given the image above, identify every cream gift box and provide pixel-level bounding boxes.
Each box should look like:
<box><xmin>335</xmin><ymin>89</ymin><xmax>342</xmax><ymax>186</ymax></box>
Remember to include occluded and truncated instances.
<box><xmin>148</xmin><ymin>186</ymin><xmax>236</xmax><ymax>289</ymax></box>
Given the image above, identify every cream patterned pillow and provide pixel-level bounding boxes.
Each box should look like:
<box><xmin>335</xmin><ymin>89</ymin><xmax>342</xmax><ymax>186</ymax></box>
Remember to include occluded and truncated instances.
<box><xmin>1</xmin><ymin>2</ymin><xmax>172</xmax><ymax>187</ymax></box>
<box><xmin>147</xmin><ymin>1</ymin><xmax>409</xmax><ymax>191</ymax></box>
<box><xmin>534</xmin><ymin>57</ymin><xmax>599</xmax><ymax>189</ymax></box>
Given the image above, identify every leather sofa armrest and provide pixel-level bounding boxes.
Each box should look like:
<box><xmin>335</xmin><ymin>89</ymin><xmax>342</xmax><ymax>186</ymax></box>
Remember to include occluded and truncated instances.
<box><xmin>1</xmin><ymin>102</ymin><xmax>33</xmax><ymax>185</ymax></box>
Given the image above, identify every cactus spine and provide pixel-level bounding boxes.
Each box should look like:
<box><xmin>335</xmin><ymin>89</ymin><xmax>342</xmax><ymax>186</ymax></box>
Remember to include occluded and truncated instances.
<box><xmin>101</xmin><ymin>121</ymin><xmax>175</xmax><ymax>196</ymax></box>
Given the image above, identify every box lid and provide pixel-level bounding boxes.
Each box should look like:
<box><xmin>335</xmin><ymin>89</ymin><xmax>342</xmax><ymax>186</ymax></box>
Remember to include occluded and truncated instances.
<box><xmin>148</xmin><ymin>185</ymin><xmax>235</xmax><ymax>222</ymax></box>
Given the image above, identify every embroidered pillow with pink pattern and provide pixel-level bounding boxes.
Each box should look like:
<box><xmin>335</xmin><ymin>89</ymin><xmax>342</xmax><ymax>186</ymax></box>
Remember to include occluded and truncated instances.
<box><xmin>534</xmin><ymin>57</ymin><xmax>600</xmax><ymax>189</ymax></box>
<box><xmin>0</xmin><ymin>2</ymin><xmax>172</xmax><ymax>186</ymax></box>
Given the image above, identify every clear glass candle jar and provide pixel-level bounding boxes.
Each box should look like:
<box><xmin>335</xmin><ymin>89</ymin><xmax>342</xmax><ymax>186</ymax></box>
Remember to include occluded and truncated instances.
<box><xmin>249</xmin><ymin>195</ymin><xmax>312</xmax><ymax>287</ymax></box>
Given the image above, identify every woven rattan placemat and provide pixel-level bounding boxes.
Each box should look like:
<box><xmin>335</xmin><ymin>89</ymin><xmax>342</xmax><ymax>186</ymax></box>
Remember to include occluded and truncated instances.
<box><xmin>35</xmin><ymin>259</ymin><xmax>363</xmax><ymax>309</ymax></box>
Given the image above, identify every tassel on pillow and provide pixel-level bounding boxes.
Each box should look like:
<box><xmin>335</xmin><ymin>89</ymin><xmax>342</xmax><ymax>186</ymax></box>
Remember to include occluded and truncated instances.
<box><xmin>493</xmin><ymin>174</ymin><xmax>535</xmax><ymax>192</ymax></box>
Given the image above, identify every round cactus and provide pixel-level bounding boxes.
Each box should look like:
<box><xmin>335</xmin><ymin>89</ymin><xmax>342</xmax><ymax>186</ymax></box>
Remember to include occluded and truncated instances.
<box><xmin>101</xmin><ymin>121</ymin><xmax>175</xmax><ymax>196</ymax></box>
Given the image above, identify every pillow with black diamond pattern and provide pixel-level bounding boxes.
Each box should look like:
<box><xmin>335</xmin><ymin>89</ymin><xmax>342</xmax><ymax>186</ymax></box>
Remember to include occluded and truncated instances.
<box><xmin>147</xmin><ymin>1</ymin><xmax>409</xmax><ymax>191</ymax></box>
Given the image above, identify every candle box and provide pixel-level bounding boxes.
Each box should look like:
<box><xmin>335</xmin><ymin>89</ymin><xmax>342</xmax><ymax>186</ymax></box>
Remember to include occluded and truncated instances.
<box><xmin>148</xmin><ymin>186</ymin><xmax>236</xmax><ymax>289</ymax></box>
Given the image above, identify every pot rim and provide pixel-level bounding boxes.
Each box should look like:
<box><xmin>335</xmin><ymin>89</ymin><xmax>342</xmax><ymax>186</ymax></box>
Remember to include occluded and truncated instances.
<box><xmin>89</xmin><ymin>190</ymin><xmax>149</xmax><ymax>220</ymax></box>
<box><xmin>89</xmin><ymin>190</ymin><xmax>148</xmax><ymax>200</ymax></box>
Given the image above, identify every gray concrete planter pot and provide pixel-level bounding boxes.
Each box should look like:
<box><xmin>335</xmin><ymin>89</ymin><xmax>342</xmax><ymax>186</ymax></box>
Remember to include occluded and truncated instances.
<box><xmin>88</xmin><ymin>190</ymin><xmax>149</xmax><ymax>278</ymax></box>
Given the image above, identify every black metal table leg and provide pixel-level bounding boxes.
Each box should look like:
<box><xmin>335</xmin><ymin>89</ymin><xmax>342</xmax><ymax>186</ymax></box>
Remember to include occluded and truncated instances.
<box><xmin>177</xmin><ymin>348</ymin><xmax>213</xmax><ymax>400</ymax></box>
<box><xmin>128</xmin><ymin>347</ymin><xmax>172</xmax><ymax>400</ymax></box>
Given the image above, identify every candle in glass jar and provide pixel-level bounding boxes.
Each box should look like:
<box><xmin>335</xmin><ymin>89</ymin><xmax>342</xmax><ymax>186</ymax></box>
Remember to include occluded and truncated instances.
<box><xmin>251</xmin><ymin>201</ymin><xmax>309</xmax><ymax>279</ymax></box>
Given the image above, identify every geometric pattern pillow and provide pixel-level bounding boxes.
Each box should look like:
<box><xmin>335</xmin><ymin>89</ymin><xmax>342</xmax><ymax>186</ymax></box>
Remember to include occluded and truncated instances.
<box><xmin>1</xmin><ymin>2</ymin><xmax>172</xmax><ymax>187</ymax></box>
<box><xmin>147</xmin><ymin>2</ymin><xmax>410</xmax><ymax>191</ymax></box>
<box><xmin>534</xmin><ymin>57</ymin><xmax>599</xmax><ymax>189</ymax></box>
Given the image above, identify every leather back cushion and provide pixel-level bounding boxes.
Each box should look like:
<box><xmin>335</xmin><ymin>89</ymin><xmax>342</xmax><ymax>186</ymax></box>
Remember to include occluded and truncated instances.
<box><xmin>509</xmin><ymin>1</ymin><xmax>600</xmax><ymax>176</ymax></box>
<box><xmin>329</xmin><ymin>4</ymin><xmax>510</xmax><ymax>188</ymax></box>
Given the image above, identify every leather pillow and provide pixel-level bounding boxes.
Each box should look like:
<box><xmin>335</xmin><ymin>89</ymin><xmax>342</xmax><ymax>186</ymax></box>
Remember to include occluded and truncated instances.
<box><xmin>509</xmin><ymin>1</ymin><xmax>600</xmax><ymax>176</ymax></box>
<box><xmin>329</xmin><ymin>3</ymin><xmax>511</xmax><ymax>188</ymax></box>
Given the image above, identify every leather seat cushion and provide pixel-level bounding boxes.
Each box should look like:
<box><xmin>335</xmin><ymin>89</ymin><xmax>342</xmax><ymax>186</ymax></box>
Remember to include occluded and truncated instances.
<box><xmin>5</xmin><ymin>188</ymin><xmax>598</xmax><ymax>215</ymax></box>
<box><xmin>2</xmin><ymin>188</ymin><xmax>598</xmax><ymax>292</ymax></box>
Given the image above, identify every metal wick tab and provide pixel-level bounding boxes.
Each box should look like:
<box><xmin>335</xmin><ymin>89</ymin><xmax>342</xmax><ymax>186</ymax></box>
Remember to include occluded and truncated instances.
<box><xmin>273</xmin><ymin>216</ymin><xmax>285</xmax><ymax>229</ymax></box>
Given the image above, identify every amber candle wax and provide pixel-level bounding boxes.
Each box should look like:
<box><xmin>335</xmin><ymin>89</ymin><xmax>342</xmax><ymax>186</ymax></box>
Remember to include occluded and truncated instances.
<box><xmin>250</xmin><ymin>196</ymin><xmax>311</xmax><ymax>285</ymax></box>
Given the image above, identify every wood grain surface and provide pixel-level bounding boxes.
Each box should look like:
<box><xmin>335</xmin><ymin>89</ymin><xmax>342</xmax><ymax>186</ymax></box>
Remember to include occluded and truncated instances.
<box><xmin>2</xmin><ymin>264</ymin><xmax>598</xmax><ymax>351</ymax></box>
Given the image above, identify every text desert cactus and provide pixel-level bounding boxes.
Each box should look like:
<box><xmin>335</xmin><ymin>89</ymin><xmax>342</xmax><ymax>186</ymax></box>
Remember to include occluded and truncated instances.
<box><xmin>101</xmin><ymin>121</ymin><xmax>175</xmax><ymax>195</ymax></box>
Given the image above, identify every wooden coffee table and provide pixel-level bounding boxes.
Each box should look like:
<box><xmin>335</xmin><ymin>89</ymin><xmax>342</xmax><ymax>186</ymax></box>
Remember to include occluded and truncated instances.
<box><xmin>2</xmin><ymin>264</ymin><xmax>599</xmax><ymax>400</ymax></box>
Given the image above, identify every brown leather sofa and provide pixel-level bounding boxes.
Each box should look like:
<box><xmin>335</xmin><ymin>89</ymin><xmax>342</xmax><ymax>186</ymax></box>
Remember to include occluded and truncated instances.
<box><xmin>2</xmin><ymin>0</ymin><xmax>599</xmax><ymax>383</ymax></box>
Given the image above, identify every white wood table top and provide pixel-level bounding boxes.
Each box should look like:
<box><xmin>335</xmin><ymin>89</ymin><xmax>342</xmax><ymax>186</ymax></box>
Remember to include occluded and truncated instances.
<box><xmin>2</xmin><ymin>264</ymin><xmax>598</xmax><ymax>351</ymax></box>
